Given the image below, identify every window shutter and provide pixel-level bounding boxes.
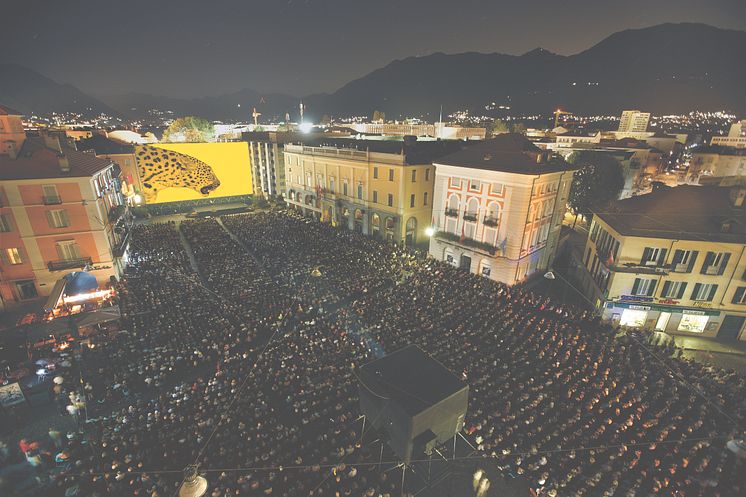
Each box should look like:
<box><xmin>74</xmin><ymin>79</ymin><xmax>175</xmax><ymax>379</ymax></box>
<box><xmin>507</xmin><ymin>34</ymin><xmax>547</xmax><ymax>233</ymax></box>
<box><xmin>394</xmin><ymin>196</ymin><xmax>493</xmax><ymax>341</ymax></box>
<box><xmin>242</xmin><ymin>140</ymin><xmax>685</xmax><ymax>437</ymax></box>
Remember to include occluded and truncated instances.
<box><xmin>0</xmin><ymin>250</ymin><xmax>8</xmax><ymax>265</ymax></box>
<box><xmin>661</xmin><ymin>281</ymin><xmax>671</xmax><ymax>298</ymax></box>
<box><xmin>671</xmin><ymin>250</ymin><xmax>683</xmax><ymax>266</ymax></box>
<box><xmin>657</xmin><ymin>248</ymin><xmax>668</xmax><ymax>266</ymax></box>
<box><xmin>687</xmin><ymin>251</ymin><xmax>698</xmax><ymax>273</ymax></box>
<box><xmin>700</xmin><ymin>252</ymin><xmax>714</xmax><ymax>274</ymax></box>
<box><xmin>676</xmin><ymin>283</ymin><xmax>687</xmax><ymax>299</ymax></box>
<box><xmin>691</xmin><ymin>283</ymin><xmax>702</xmax><ymax>300</ymax></box>
<box><xmin>55</xmin><ymin>243</ymin><xmax>65</xmax><ymax>260</ymax></box>
<box><xmin>732</xmin><ymin>287</ymin><xmax>746</xmax><ymax>304</ymax></box>
<box><xmin>46</xmin><ymin>211</ymin><xmax>55</xmax><ymax>228</ymax></box>
<box><xmin>717</xmin><ymin>253</ymin><xmax>731</xmax><ymax>275</ymax></box>
<box><xmin>646</xmin><ymin>280</ymin><xmax>657</xmax><ymax>297</ymax></box>
<box><xmin>61</xmin><ymin>210</ymin><xmax>70</xmax><ymax>227</ymax></box>
<box><xmin>631</xmin><ymin>278</ymin><xmax>641</xmax><ymax>295</ymax></box>
<box><xmin>641</xmin><ymin>247</ymin><xmax>652</xmax><ymax>265</ymax></box>
<box><xmin>707</xmin><ymin>285</ymin><xmax>718</xmax><ymax>301</ymax></box>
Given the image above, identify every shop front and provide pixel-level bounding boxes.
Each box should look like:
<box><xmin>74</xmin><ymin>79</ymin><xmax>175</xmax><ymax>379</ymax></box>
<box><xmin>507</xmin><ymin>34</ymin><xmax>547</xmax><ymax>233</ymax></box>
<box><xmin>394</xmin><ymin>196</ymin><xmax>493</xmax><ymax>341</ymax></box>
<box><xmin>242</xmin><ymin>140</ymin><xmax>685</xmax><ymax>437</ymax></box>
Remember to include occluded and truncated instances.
<box><xmin>603</xmin><ymin>300</ymin><xmax>733</xmax><ymax>338</ymax></box>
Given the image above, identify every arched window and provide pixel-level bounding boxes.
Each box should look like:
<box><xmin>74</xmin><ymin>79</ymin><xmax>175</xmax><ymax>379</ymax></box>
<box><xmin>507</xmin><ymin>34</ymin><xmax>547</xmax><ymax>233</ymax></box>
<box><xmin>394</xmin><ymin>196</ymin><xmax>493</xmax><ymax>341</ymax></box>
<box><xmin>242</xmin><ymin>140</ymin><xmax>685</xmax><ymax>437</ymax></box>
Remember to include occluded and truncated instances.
<box><xmin>466</xmin><ymin>198</ymin><xmax>479</xmax><ymax>218</ymax></box>
<box><xmin>486</xmin><ymin>202</ymin><xmax>500</xmax><ymax>222</ymax></box>
<box><xmin>448</xmin><ymin>195</ymin><xmax>459</xmax><ymax>211</ymax></box>
<box><xmin>385</xmin><ymin>217</ymin><xmax>395</xmax><ymax>241</ymax></box>
<box><xmin>371</xmin><ymin>213</ymin><xmax>381</xmax><ymax>238</ymax></box>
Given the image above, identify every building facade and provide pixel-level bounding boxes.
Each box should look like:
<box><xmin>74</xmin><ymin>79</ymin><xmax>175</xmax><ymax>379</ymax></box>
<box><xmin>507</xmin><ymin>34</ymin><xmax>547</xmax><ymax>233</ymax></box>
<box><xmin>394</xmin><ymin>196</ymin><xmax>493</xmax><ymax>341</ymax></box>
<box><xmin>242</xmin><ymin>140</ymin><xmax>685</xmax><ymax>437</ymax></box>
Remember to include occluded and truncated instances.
<box><xmin>0</xmin><ymin>123</ymin><xmax>126</xmax><ymax>310</ymax></box>
<box><xmin>618</xmin><ymin>110</ymin><xmax>651</xmax><ymax>133</ymax></box>
<box><xmin>76</xmin><ymin>134</ymin><xmax>141</xmax><ymax>203</ymax></box>
<box><xmin>689</xmin><ymin>145</ymin><xmax>746</xmax><ymax>182</ymax></box>
<box><xmin>428</xmin><ymin>135</ymin><xmax>576</xmax><ymax>285</ymax></box>
<box><xmin>577</xmin><ymin>185</ymin><xmax>746</xmax><ymax>341</ymax></box>
<box><xmin>710</xmin><ymin>120</ymin><xmax>746</xmax><ymax>148</ymax></box>
<box><xmin>283</xmin><ymin>139</ymin><xmax>460</xmax><ymax>247</ymax></box>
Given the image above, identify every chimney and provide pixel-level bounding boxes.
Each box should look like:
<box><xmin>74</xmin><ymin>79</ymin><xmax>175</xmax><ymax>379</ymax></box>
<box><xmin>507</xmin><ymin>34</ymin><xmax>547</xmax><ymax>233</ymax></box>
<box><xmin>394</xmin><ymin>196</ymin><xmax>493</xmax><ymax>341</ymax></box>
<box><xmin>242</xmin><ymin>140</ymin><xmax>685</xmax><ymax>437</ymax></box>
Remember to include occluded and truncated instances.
<box><xmin>58</xmin><ymin>154</ymin><xmax>70</xmax><ymax>173</ymax></box>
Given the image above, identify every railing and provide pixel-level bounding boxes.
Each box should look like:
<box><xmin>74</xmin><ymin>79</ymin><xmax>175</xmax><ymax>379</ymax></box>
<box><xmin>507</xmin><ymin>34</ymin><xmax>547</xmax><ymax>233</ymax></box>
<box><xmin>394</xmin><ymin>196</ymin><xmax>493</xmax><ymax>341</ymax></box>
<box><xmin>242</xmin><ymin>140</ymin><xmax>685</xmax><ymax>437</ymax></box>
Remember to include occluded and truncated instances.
<box><xmin>463</xmin><ymin>213</ymin><xmax>478</xmax><ymax>222</ymax></box>
<box><xmin>43</xmin><ymin>195</ymin><xmax>62</xmax><ymax>205</ymax></box>
<box><xmin>444</xmin><ymin>208</ymin><xmax>459</xmax><ymax>218</ymax></box>
<box><xmin>483</xmin><ymin>216</ymin><xmax>499</xmax><ymax>227</ymax></box>
<box><xmin>47</xmin><ymin>257</ymin><xmax>92</xmax><ymax>271</ymax></box>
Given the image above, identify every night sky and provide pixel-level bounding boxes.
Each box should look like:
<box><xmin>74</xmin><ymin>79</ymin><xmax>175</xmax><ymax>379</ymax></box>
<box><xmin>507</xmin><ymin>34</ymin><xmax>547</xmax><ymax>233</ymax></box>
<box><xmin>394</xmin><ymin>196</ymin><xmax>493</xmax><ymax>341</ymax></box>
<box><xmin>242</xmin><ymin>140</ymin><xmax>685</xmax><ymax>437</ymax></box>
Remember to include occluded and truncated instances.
<box><xmin>3</xmin><ymin>0</ymin><xmax>745</xmax><ymax>98</ymax></box>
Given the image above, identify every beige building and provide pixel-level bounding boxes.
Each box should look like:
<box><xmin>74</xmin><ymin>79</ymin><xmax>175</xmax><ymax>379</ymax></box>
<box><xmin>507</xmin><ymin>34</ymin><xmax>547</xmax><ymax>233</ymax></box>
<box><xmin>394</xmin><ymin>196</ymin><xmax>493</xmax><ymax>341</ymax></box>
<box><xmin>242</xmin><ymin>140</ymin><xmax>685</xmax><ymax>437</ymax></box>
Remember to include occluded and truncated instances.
<box><xmin>348</xmin><ymin>122</ymin><xmax>486</xmax><ymax>140</ymax></box>
<box><xmin>689</xmin><ymin>145</ymin><xmax>746</xmax><ymax>182</ymax></box>
<box><xmin>710</xmin><ymin>119</ymin><xmax>746</xmax><ymax>148</ymax></box>
<box><xmin>428</xmin><ymin>135</ymin><xmax>576</xmax><ymax>284</ymax></box>
<box><xmin>578</xmin><ymin>185</ymin><xmax>746</xmax><ymax>340</ymax></box>
<box><xmin>618</xmin><ymin>110</ymin><xmax>651</xmax><ymax>133</ymax></box>
<box><xmin>283</xmin><ymin>138</ymin><xmax>460</xmax><ymax>247</ymax></box>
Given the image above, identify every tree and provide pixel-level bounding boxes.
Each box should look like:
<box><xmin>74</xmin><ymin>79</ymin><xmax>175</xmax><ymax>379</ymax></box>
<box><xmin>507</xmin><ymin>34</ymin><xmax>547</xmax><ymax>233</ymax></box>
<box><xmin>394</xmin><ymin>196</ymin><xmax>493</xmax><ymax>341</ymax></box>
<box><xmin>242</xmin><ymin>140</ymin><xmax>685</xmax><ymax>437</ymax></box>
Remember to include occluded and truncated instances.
<box><xmin>372</xmin><ymin>110</ymin><xmax>385</xmax><ymax>123</ymax></box>
<box><xmin>162</xmin><ymin>116</ymin><xmax>215</xmax><ymax>143</ymax></box>
<box><xmin>509</xmin><ymin>122</ymin><xmax>527</xmax><ymax>134</ymax></box>
<box><xmin>486</xmin><ymin>119</ymin><xmax>510</xmax><ymax>137</ymax></box>
<box><xmin>568</xmin><ymin>151</ymin><xmax>625</xmax><ymax>221</ymax></box>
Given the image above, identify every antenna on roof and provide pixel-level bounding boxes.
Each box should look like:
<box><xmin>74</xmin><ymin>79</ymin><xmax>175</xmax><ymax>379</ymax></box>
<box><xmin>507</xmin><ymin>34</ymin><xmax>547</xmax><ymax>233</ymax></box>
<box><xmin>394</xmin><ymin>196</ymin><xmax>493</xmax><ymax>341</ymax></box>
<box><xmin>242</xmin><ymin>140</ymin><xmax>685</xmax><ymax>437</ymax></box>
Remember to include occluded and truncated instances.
<box><xmin>437</xmin><ymin>104</ymin><xmax>443</xmax><ymax>139</ymax></box>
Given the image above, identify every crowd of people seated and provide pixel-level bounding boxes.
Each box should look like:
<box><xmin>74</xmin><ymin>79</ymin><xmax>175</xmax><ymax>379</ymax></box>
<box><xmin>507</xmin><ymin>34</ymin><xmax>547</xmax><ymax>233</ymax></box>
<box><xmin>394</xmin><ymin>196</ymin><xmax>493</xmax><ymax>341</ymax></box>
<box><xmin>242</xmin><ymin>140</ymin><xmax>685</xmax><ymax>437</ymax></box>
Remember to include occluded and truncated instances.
<box><xmin>11</xmin><ymin>212</ymin><xmax>743</xmax><ymax>497</ymax></box>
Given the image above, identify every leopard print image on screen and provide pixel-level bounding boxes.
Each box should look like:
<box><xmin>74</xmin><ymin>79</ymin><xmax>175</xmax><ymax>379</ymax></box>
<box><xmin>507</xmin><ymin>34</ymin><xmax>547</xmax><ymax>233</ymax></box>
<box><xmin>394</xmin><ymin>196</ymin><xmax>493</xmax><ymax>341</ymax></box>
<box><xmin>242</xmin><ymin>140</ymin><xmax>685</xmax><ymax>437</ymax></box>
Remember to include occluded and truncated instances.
<box><xmin>136</xmin><ymin>145</ymin><xmax>221</xmax><ymax>203</ymax></box>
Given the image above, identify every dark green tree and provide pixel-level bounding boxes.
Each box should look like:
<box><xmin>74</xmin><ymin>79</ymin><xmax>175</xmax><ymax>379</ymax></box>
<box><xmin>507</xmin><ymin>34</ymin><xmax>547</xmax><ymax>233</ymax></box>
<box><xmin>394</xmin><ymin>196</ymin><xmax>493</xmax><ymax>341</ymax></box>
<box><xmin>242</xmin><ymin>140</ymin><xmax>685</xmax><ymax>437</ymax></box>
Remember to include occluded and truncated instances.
<box><xmin>372</xmin><ymin>110</ymin><xmax>386</xmax><ymax>123</ymax></box>
<box><xmin>568</xmin><ymin>151</ymin><xmax>625</xmax><ymax>221</ymax></box>
<box><xmin>486</xmin><ymin>119</ymin><xmax>510</xmax><ymax>137</ymax></box>
<box><xmin>162</xmin><ymin>116</ymin><xmax>215</xmax><ymax>142</ymax></box>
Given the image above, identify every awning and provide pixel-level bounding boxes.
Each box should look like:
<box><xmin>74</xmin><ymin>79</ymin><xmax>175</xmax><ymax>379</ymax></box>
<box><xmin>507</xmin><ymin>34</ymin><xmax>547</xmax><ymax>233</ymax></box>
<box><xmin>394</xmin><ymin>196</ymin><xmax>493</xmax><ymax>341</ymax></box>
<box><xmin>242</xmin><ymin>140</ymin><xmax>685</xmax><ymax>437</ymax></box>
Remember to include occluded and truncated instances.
<box><xmin>75</xmin><ymin>307</ymin><xmax>121</xmax><ymax>328</ymax></box>
<box><xmin>44</xmin><ymin>278</ymin><xmax>67</xmax><ymax>312</ymax></box>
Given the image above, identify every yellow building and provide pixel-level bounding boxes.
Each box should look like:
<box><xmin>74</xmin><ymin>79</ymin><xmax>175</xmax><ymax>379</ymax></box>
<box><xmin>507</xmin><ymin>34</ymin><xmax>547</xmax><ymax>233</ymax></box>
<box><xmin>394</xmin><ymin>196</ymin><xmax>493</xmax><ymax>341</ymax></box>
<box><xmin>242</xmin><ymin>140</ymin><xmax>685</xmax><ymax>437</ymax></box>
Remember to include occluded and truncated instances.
<box><xmin>283</xmin><ymin>139</ymin><xmax>461</xmax><ymax>247</ymax></box>
<box><xmin>579</xmin><ymin>185</ymin><xmax>746</xmax><ymax>340</ymax></box>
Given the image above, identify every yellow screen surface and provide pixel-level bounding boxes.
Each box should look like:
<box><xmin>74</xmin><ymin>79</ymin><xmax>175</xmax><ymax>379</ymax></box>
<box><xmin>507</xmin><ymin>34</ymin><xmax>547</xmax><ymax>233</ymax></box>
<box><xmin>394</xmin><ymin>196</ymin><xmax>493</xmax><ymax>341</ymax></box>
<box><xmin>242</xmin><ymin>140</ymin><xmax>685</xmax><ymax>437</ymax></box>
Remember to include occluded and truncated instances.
<box><xmin>134</xmin><ymin>142</ymin><xmax>253</xmax><ymax>204</ymax></box>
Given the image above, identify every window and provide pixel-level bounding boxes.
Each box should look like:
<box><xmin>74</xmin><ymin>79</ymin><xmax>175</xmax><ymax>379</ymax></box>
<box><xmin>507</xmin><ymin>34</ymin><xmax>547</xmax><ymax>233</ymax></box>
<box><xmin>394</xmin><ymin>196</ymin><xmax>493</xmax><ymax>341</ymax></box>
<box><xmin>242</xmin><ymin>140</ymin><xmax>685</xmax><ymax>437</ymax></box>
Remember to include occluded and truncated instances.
<box><xmin>640</xmin><ymin>247</ymin><xmax>667</xmax><ymax>267</ymax></box>
<box><xmin>423</xmin><ymin>192</ymin><xmax>428</xmax><ymax>206</ymax></box>
<box><xmin>671</xmin><ymin>249</ymin><xmax>698</xmax><ymax>273</ymax></box>
<box><xmin>357</xmin><ymin>184</ymin><xmax>363</xmax><ymax>200</ymax></box>
<box><xmin>329</xmin><ymin>177</ymin><xmax>335</xmax><ymax>193</ymax></box>
<box><xmin>411</xmin><ymin>170</ymin><xmax>417</xmax><ymax>182</ymax></box>
<box><xmin>691</xmin><ymin>283</ymin><xmax>718</xmax><ymax>301</ymax></box>
<box><xmin>410</xmin><ymin>194</ymin><xmax>415</xmax><ymax>208</ymax></box>
<box><xmin>0</xmin><ymin>214</ymin><xmax>11</xmax><ymax>232</ymax></box>
<box><xmin>343</xmin><ymin>181</ymin><xmax>348</xmax><ymax>197</ymax></box>
<box><xmin>620</xmin><ymin>309</ymin><xmax>648</xmax><ymax>327</ymax></box>
<box><xmin>306</xmin><ymin>174</ymin><xmax>312</xmax><ymax>187</ymax></box>
<box><xmin>491</xmin><ymin>183</ymin><xmax>504</xmax><ymax>195</ymax></box>
<box><xmin>46</xmin><ymin>209</ymin><xmax>70</xmax><ymax>228</ymax></box>
<box><xmin>373</xmin><ymin>167</ymin><xmax>379</xmax><ymax>179</ymax></box>
<box><xmin>469</xmin><ymin>179</ymin><xmax>480</xmax><ymax>191</ymax></box>
<box><xmin>387</xmin><ymin>193</ymin><xmax>393</xmax><ymax>207</ymax></box>
<box><xmin>425</xmin><ymin>169</ymin><xmax>430</xmax><ymax>181</ymax></box>
<box><xmin>700</xmin><ymin>251</ymin><xmax>730</xmax><ymax>275</ymax></box>
<box><xmin>389</xmin><ymin>169</ymin><xmax>394</xmax><ymax>181</ymax></box>
<box><xmin>631</xmin><ymin>278</ymin><xmax>657</xmax><ymax>296</ymax></box>
<box><xmin>2</xmin><ymin>247</ymin><xmax>23</xmax><ymax>265</ymax></box>
<box><xmin>678</xmin><ymin>313</ymin><xmax>708</xmax><ymax>333</ymax></box>
<box><xmin>56</xmin><ymin>241</ymin><xmax>81</xmax><ymax>261</ymax></box>
<box><xmin>451</xmin><ymin>177</ymin><xmax>461</xmax><ymax>188</ymax></box>
<box><xmin>660</xmin><ymin>281</ymin><xmax>687</xmax><ymax>299</ymax></box>
<box><xmin>373</xmin><ymin>191</ymin><xmax>378</xmax><ymax>203</ymax></box>
<box><xmin>732</xmin><ymin>287</ymin><xmax>746</xmax><ymax>304</ymax></box>
<box><xmin>42</xmin><ymin>184</ymin><xmax>60</xmax><ymax>204</ymax></box>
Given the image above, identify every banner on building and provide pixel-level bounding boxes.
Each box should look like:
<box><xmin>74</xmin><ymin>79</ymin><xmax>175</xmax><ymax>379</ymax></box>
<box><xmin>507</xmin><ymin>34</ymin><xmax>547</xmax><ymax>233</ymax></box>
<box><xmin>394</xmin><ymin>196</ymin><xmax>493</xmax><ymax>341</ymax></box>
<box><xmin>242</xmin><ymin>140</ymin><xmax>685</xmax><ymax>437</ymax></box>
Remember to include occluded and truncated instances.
<box><xmin>0</xmin><ymin>382</ymin><xmax>26</xmax><ymax>407</ymax></box>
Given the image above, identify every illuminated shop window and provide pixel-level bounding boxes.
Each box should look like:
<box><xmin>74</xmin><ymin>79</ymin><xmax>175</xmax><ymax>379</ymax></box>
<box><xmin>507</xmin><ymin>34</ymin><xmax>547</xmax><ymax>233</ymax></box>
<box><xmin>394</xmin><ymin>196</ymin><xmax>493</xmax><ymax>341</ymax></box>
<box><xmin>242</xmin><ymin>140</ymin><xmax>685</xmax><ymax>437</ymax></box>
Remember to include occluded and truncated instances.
<box><xmin>677</xmin><ymin>313</ymin><xmax>708</xmax><ymax>333</ymax></box>
<box><xmin>620</xmin><ymin>309</ymin><xmax>647</xmax><ymax>327</ymax></box>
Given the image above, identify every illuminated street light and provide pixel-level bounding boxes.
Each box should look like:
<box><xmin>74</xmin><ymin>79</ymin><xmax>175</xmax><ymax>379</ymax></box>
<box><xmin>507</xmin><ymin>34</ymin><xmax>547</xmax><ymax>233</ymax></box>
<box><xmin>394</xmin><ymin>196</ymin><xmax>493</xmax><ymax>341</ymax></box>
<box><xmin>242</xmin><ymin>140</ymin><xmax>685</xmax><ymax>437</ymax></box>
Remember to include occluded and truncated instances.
<box><xmin>425</xmin><ymin>227</ymin><xmax>435</xmax><ymax>237</ymax></box>
<box><xmin>179</xmin><ymin>465</ymin><xmax>208</xmax><ymax>497</ymax></box>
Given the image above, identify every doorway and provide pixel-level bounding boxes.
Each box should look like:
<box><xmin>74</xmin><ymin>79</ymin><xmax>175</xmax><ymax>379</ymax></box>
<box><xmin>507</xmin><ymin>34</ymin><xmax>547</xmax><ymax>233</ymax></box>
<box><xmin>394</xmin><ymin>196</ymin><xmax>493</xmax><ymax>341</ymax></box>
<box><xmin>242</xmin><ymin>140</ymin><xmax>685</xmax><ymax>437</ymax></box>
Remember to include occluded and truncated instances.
<box><xmin>717</xmin><ymin>315</ymin><xmax>745</xmax><ymax>340</ymax></box>
<box><xmin>14</xmin><ymin>280</ymin><xmax>38</xmax><ymax>300</ymax></box>
<box><xmin>459</xmin><ymin>254</ymin><xmax>472</xmax><ymax>271</ymax></box>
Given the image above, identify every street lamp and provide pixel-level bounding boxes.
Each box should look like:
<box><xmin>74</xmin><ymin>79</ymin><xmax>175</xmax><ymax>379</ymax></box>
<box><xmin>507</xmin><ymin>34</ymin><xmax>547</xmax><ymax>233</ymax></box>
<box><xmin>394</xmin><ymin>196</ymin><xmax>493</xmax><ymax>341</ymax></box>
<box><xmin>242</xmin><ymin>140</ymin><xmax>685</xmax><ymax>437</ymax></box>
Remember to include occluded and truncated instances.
<box><xmin>425</xmin><ymin>227</ymin><xmax>435</xmax><ymax>237</ymax></box>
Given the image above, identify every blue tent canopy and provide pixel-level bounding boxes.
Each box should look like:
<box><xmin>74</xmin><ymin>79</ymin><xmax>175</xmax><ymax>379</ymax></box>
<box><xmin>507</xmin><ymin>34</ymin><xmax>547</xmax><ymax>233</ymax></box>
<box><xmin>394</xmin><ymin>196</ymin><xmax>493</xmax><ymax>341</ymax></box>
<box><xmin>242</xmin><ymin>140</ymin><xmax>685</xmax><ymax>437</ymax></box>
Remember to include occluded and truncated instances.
<box><xmin>63</xmin><ymin>271</ymin><xmax>99</xmax><ymax>296</ymax></box>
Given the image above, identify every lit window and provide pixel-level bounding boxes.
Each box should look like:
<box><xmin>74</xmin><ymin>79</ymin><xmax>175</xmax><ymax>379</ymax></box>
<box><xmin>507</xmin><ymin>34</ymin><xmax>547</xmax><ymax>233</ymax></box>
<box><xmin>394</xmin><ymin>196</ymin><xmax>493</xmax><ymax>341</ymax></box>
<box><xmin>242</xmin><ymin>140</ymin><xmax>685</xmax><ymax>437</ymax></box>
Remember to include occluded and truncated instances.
<box><xmin>620</xmin><ymin>309</ymin><xmax>647</xmax><ymax>327</ymax></box>
<box><xmin>3</xmin><ymin>247</ymin><xmax>23</xmax><ymax>265</ymax></box>
<box><xmin>678</xmin><ymin>313</ymin><xmax>708</xmax><ymax>333</ymax></box>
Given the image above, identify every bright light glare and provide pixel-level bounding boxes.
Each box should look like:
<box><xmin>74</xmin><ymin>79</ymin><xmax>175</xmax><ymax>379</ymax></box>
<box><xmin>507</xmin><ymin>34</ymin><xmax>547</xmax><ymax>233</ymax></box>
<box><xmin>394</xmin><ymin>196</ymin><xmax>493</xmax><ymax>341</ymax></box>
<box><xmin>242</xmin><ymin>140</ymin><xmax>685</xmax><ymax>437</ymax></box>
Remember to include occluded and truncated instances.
<box><xmin>299</xmin><ymin>122</ymin><xmax>313</xmax><ymax>133</ymax></box>
<box><xmin>133</xmin><ymin>194</ymin><xmax>143</xmax><ymax>204</ymax></box>
<box><xmin>425</xmin><ymin>227</ymin><xmax>435</xmax><ymax>237</ymax></box>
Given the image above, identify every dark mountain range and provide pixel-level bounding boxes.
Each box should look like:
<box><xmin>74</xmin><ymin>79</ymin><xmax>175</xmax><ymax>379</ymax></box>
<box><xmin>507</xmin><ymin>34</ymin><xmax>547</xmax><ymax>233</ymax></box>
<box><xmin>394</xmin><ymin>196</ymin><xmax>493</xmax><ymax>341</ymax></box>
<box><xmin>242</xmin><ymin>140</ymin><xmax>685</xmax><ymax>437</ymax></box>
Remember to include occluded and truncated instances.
<box><xmin>304</xmin><ymin>23</ymin><xmax>746</xmax><ymax>119</ymax></box>
<box><xmin>0</xmin><ymin>63</ymin><xmax>121</xmax><ymax>119</ymax></box>
<box><xmin>1</xmin><ymin>23</ymin><xmax>744</xmax><ymax>122</ymax></box>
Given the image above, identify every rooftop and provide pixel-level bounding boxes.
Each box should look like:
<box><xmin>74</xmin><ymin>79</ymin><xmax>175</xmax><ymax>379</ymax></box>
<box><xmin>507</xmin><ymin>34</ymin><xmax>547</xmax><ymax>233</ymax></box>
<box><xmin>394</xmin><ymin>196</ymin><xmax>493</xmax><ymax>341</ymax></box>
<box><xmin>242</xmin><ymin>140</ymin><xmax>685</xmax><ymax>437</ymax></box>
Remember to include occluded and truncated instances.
<box><xmin>434</xmin><ymin>133</ymin><xmax>575</xmax><ymax>174</ymax></box>
<box><xmin>596</xmin><ymin>185</ymin><xmax>746</xmax><ymax>243</ymax></box>
<box><xmin>75</xmin><ymin>134</ymin><xmax>134</xmax><ymax>155</ymax></box>
<box><xmin>692</xmin><ymin>145</ymin><xmax>746</xmax><ymax>157</ymax></box>
<box><xmin>358</xmin><ymin>344</ymin><xmax>467</xmax><ymax>416</ymax></box>
<box><xmin>0</xmin><ymin>135</ymin><xmax>114</xmax><ymax>181</ymax></box>
<box><xmin>289</xmin><ymin>137</ymin><xmax>464</xmax><ymax>165</ymax></box>
<box><xmin>0</xmin><ymin>104</ymin><xmax>22</xmax><ymax>116</ymax></box>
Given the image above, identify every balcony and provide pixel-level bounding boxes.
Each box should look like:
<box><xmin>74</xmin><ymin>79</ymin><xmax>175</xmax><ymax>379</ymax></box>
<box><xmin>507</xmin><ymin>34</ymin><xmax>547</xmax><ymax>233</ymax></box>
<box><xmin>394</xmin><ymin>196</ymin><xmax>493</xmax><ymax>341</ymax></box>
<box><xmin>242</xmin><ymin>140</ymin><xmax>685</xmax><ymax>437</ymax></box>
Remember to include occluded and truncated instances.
<box><xmin>463</xmin><ymin>213</ymin><xmax>478</xmax><ymax>222</ymax></box>
<box><xmin>433</xmin><ymin>231</ymin><xmax>497</xmax><ymax>255</ymax></box>
<box><xmin>43</xmin><ymin>195</ymin><xmax>62</xmax><ymax>205</ymax></box>
<box><xmin>444</xmin><ymin>208</ymin><xmax>459</xmax><ymax>218</ymax></box>
<box><xmin>48</xmin><ymin>257</ymin><xmax>92</xmax><ymax>271</ymax></box>
<box><xmin>483</xmin><ymin>216</ymin><xmax>499</xmax><ymax>227</ymax></box>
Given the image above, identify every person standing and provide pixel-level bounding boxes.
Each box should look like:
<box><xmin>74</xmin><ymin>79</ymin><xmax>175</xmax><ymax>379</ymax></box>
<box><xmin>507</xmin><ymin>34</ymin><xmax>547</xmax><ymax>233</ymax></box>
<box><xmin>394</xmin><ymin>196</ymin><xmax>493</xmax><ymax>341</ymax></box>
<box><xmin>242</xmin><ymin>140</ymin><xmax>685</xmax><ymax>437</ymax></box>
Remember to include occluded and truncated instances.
<box><xmin>48</xmin><ymin>427</ymin><xmax>64</xmax><ymax>449</ymax></box>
